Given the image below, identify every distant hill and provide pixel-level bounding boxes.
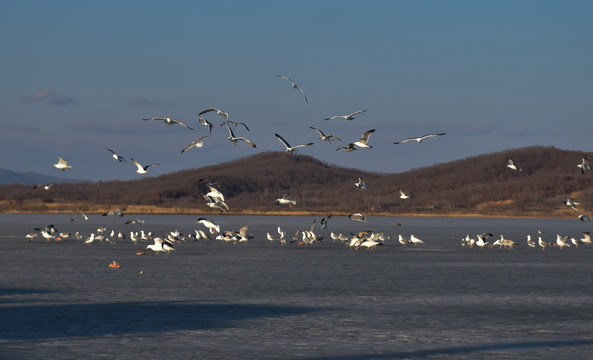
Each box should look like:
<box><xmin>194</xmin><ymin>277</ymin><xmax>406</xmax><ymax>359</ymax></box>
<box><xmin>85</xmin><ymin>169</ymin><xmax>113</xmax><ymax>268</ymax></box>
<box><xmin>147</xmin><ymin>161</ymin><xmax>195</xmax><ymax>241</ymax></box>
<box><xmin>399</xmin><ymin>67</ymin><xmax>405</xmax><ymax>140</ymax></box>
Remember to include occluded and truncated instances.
<box><xmin>0</xmin><ymin>168</ymin><xmax>89</xmax><ymax>186</ymax></box>
<box><xmin>1</xmin><ymin>146</ymin><xmax>592</xmax><ymax>217</ymax></box>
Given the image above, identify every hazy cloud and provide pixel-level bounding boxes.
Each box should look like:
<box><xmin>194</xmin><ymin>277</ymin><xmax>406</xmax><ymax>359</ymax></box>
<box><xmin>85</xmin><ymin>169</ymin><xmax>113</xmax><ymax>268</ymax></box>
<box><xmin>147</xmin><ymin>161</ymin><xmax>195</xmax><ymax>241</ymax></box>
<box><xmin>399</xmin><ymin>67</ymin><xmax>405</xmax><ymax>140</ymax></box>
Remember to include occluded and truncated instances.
<box><xmin>50</xmin><ymin>96</ymin><xmax>79</xmax><ymax>106</ymax></box>
<box><xmin>2</xmin><ymin>123</ymin><xmax>40</xmax><ymax>133</ymax></box>
<box><xmin>20</xmin><ymin>89</ymin><xmax>78</xmax><ymax>106</ymax></box>
<box><xmin>20</xmin><ymin>89</ymin><xmax>56</xmax><ymax>103</ymax></box>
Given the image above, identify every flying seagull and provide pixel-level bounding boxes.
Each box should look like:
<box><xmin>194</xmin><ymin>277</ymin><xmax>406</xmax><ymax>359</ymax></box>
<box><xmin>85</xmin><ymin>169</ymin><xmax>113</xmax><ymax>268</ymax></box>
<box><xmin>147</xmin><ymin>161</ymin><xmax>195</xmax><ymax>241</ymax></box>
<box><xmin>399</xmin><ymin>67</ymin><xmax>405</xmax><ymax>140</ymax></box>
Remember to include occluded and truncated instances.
<box><xmin>563</xmin><ymin>198</ymin><xmax>580</xmax><ymax>214</ymax></box>
<box><xmin>578</xmin><ymin>157</ymin><xmax>591</xmax><ymax>175</ymax></box>
<box><xmin>103</xmin><ymin>208</ymin><xmax>126</xmax><ymax>217</ymax></box>
<box><xmin>198</xmin><ymin>107</ymin><xmax>229</xmax><ymax>120</ymax></box>
<box><xmin>105</xmin><ymin>147</ymin><xmax>127</xmax><ymax>163</ymax></box>
<box><xmin>336</xmin><ymin>143</ymin><xmax>357</xmax><ymax>152</ymax></box>
<box><xmin>181</xmin><ymin>136</ymin><xmax>209</xmax><ymax>153</ymax></box>
<box><xmin>348</xmin><ymin>213</ymin><xmax>367</xmax><ymax>223</ymax></box>
<box><xmin>275</xmin><ymin>74</ymin><xmax>308</xmax><ymax>104</ymax></box>
<box><xmin>33</xmin><ymin>184</ymin><xmax>53</xmax><ymax>190</ymax></box>
<box><xmin>507</xmin><ymin>158</ymin><xmax>522</xmax><ymax>173</ymax></box>
<box><xmin>142</xmin><ymin>117</ymin><xmax>194</xmax><ymax>130</ymax></box>
<box><xmin>224</xmin><ymin>122</ymin><xmax>257</xmax><ymax>148</ymax></box>
<box><xmin>274</xmin><ymin>133</ymin><xmax>314</xmax><ymax>153</ymax></box>
<box><xmin>53</xmin><ymin>157</ymin><xmax>72</xmax><ymax>171</ymax></box>
<box><xmin>324</xmin><ymin>109</ymin><xmax>369</xmax><ymax>121</ymax></box>
<box><xmin>309</xmin><ymin>126</ymin><xmax>341</xmax><ymax>143</ymax></box>
<box><xmin>393</xmin><ymin>133</ymin><xmax>446</xmax><ymax>144</ymax></box>
<box><xmin>131</xmin><ymin>158</ymin><xmax>160</xmax><ymax>174</ymax></box>
<box><xmin>355</xmin><ymin>177</ymin><xmax>367</xmax><ymax>190</ymax></box>
<box><xmin>399</xmin><ymin>188</ymin><xmax>410</xmax><ymax>200</ymax></box>
<box><xmin>198</xmin><ymin>117</ymin><xmax>213</xmax><ymax>134</ymax></box>
<box><xmin>351</xmin><ymin>129</ymin><xmax>375</xmax><ymax>149</ymax></box>
<box><xmin>221</xmin><ymin>119</ymin><xmax>250</xmax><ymax>132</ymax></box>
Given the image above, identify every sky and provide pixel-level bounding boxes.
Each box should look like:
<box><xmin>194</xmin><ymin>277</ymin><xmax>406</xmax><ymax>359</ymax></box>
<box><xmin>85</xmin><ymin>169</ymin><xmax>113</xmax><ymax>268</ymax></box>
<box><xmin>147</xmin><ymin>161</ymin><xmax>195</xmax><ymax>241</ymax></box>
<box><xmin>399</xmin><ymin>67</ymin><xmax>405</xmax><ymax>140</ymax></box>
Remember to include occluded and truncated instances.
<box><xmin>1</xmin><ymin>0</ymin><xmax>592</xmax><ymax>181</ymax></box>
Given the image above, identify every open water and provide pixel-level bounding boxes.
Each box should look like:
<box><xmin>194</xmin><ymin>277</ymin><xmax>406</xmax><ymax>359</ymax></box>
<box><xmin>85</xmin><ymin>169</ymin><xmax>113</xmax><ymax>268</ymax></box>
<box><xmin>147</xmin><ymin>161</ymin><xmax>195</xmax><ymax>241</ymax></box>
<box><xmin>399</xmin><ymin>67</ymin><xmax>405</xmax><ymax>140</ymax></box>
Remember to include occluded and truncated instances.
<box><xmin>1</xmin><ymin>213</ymin><xmax>593</xmax><ymax>359</ymax></box>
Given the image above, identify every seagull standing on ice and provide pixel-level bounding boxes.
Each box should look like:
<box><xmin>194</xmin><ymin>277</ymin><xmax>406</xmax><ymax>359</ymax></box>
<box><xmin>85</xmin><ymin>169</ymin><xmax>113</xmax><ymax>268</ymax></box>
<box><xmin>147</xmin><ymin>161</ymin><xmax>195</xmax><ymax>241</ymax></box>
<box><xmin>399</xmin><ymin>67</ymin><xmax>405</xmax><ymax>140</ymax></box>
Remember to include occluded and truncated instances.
<box><xmin>142</xmin><ymin>117</ymin><xmax>194</xmax><ymax>130</ymax></box>
<box><xmin>393</xmin><ymin>133</ymin><xmax>446</xmax><ymax>144</ymax></box>
<box><xmin>324</xmin><ymin>109</ymin><xmax>369</xmax><ymax>121</ymax></box>
<box><xmin>53</xmin><ymin>157</ymin><xmax>72</xmax><ymax>171</ymax></box>
<box><xmin>274</xmin><ymin>133</ymin><xmax>314</xmax><ymax>153</ymax></box>
<box><xmin>131</xmin><ymin>158</ymin><xmax>160</xmax><ymax>174</ymax></box>
<box><xmin>105</xmin><ymin>148</ymin><xmax>127</xmax><ymax>163</ymax></box>
<box><xmin>146</xmin><ymin>237</ymin><xmax>175</xmax><ymax>254</ymax></box>
<box><xmin>275</xmin><ymin>75</ymin><xmax>308</xmax><ymax>103</ymax></box>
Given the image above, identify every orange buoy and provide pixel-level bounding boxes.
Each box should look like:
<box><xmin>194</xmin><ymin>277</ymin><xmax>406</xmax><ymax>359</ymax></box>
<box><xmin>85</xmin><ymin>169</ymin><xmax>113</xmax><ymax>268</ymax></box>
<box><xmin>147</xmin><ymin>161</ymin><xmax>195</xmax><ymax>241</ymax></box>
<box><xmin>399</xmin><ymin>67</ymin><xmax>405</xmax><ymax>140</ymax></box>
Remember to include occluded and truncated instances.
<box><xmin>108</xmin><ymin>261</ymin><xmax>120</xmax><ymax>268</ymax></box>
<box><xmin>136</xmin><ymin>251</ymin><xmax>147</xmax><ymax>256</ymax></box>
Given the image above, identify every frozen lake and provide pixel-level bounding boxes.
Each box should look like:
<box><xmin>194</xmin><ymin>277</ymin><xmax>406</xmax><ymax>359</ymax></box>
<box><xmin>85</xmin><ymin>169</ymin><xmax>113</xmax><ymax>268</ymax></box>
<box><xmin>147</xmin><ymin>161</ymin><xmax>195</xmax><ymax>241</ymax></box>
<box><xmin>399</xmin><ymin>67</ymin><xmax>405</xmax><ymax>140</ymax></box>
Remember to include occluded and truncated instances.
<box><xmin>1</xmin><ymin>213</ymin><xmax>593</xmax><ymax>359</ymax></box>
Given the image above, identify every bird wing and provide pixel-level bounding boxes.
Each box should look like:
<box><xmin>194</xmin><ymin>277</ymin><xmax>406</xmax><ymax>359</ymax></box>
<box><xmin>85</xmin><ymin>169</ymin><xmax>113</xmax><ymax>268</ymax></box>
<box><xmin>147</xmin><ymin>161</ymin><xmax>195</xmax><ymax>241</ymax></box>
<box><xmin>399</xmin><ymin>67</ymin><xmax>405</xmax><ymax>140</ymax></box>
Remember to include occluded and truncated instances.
<box><xmin>171</xmin><ymin>119</ymin><xmax>194</xmax><ymax>130</ymax></box>
<box><xmin>239</xmin><ymin>137</ymin><xmax>257</xmax><ymax>148</ymax></box>
<box><xmin>181</xmin><ymin>136</ymin><xmax>208</xmax><ymax>153</ymax></box>
<box><xmin>224</xmin><ymin>122</ymin><xmax>235</xmax><ymax>138</ymax></box>
<box><xmin>420</xmin><ymin>133</ymin><xmax>446</xmax><ymax>140</ymax></box>
<box><xmin>130</xmin><ymin>158</ymin><xmax>145</xmax><ymax>172</ymax></box>
<box><xmin>275</xmin><ymin>74</ymin><xmax>294</xmax><ymax>84</ymax></box>
<box><xmin>58</xmin><ymin>157</ymin><xmax>68</xmax><ymax>165</ymax></box>
<box><xmin>274</xmin><ymin>133</ymin><xmax>292</xmax><ymax>149</ymax></box>
<box><xmin>293</xmin><ymin>142</ymin><xmax>314</xmax><ymax>149</ymax></box>
<box><xmin>296</xmin><ymin>85</ymin><xmax>308</xmax><ymax>103</ymax></box>
<box><xmin>348</xmin><ymin>109</ymin><xmax>369</xmax><ymax>117</ymax></box>
<box><xmin>393</xmin><ymin>137</ymin><xmax>414</xmax><ymax>144</ymax></box>
<box><xmin>143</xmin><ymin>163</ymin><xmax>160</xmax><ymax>171</ymax></box>
<box><xmin>360</xmin><ymin>129</ymin><xmax>375</xmax><ymax>142</ymax></box>
<box><xmin>105</xmin><ymin>147</ymin><xmax>116</xmax><ymax>155</ymax></box>
<box><xmin>198</xmin><ymin>108</ymin><xmax>218</xmax><ymax>116</ymax></box>
<box><xmin>324</xmin><ymin>115</ymin><xmax>343</xmax><ymax>121</ymax></box>
<box><xmin>310</xmin><ymin>126</ymin><xmax>324</xmax><ymax>137</ymax></box>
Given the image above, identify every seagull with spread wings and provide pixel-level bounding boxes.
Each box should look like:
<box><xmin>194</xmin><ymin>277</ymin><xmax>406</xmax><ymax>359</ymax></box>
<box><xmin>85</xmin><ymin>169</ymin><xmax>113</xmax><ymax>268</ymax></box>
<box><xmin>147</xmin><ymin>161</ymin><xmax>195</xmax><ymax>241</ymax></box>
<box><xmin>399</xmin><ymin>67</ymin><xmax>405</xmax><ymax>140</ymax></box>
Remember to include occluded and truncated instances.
<box><xmin>198</xmin><ymin>107</ymin><xmax>229</xmax><ymax>120</ymax></box>
<box><xmin>351</xmin><ymin>129</ymin><xmax>375</xmax><ymax>149</ymax></box>
<box><xmin>309</xmin><ymin>126</ymin><xmax>341</xmax><ymax>143</ymax></box>
<box><xmin>142</xmin><ymin>117</ymin><xmax>194</xmax><ymax>130</ymax></box>
<box><xmin>53</xmin><ymin>157</ymin><xmax>72</xmax><ymax>171</ymax></box>
<box><xmin>274</xmin><ymin>133</ymin><xmax>314</xmax><ymax>153</ymax></box>
<box><xmin>181</xmin><ymin>136</ymin><xmax>209</xmax><ymax>153</ymax></box>
<box><xmin>275</xmin><ymin>74</ymin><xmax>308</xmax><ymax>103</ymax></box>
<box><xmin>105</xmin><ymin>147</ymin><xmax>127</xmax><ymax>163</ymax></box>
<box><xmin>131</xmin><ymin>158</ymin><xmax>160</xmax><ymax>174</ymax></box>
<box><xmin>393</xmin><ymin>133</ymin><xmax>446</xmax><ymax>144</ymax></box>
<box><xmin>578</xmin><ymin>157</ymin><xmax>591</xmax><ymax>175</ymax></box>
<box><xmin>198</xmin><ymin>117</ymin><xmax>213</xmax><ymax>134</ymax></box>
<box><xmin>324</xmin><ymin>109</ymin><xmax>369</xmax><ymax>121</ymax></box>
<box><xmin>224</xmin><ymin>122</ymin><xmax>257</xmax><ymax>148</ymax></box>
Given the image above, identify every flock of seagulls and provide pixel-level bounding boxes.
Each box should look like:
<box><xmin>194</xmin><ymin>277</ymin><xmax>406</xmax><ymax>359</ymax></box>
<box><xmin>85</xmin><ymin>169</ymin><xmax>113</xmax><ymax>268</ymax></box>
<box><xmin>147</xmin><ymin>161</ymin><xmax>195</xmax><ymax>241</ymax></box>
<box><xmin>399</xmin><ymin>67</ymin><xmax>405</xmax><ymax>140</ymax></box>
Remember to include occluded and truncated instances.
<box><xmin>461</xmin><ymin>231</ymin><xmax>592</xmax><ymax>250</ymax></box>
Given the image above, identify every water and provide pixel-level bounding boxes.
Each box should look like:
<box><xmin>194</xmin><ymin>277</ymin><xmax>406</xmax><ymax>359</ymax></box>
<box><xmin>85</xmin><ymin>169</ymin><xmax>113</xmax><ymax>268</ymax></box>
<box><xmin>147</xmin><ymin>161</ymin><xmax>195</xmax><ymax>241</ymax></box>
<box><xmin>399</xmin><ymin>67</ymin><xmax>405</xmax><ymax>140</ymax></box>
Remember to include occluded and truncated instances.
<box><xmin>1</xmin><ymin>214</ymin><xmax>593</xmax><ymax>359</ymax></box>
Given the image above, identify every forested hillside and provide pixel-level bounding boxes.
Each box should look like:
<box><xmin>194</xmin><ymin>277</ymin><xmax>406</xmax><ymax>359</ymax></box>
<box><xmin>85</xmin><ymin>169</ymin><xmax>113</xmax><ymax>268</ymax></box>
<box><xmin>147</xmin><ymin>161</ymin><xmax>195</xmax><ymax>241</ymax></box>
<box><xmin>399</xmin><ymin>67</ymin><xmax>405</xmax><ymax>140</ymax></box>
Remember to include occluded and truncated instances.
<box><xmin>1</xmin><ymin>146</ymin><xmax>592</xmax><ymax>217</ymax></box>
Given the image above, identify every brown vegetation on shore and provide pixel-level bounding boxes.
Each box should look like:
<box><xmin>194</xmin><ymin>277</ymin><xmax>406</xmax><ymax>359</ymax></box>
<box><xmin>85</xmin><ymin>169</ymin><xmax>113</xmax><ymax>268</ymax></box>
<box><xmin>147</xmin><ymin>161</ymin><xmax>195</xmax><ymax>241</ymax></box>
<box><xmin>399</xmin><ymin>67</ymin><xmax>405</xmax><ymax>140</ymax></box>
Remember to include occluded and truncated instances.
<box><xmin>1</xmin><ymin>146</ymin><xmax>592</xmax><ymax>218</ymax></box>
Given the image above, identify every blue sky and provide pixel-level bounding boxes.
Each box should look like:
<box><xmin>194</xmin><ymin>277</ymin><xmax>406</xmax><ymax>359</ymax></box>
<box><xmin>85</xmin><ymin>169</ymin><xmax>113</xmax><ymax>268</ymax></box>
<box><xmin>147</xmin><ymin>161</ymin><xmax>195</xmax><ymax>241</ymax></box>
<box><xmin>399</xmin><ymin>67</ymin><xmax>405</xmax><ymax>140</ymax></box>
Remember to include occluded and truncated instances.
<box><xmin>1</xmin><ymin>1</ymin><xmax>592</xmax><ymax>181</ymax></box>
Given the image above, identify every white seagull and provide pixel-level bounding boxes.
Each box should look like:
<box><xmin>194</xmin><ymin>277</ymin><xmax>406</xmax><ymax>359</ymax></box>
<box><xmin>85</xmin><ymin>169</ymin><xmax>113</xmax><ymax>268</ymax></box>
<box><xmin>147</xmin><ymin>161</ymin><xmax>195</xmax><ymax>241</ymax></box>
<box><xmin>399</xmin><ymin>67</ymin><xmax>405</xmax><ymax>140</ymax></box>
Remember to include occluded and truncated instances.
<box><xmin>181</xmin><ymin>136</ymin><xmax>209</xmax><ymax>153</ymax></box>
<box><xmin>275</xmin><ymin>74</ymin><xmax>308</xmax><ymax>103</ymax></box>
<box><xmin>399</xmin><ymin>189</ymin><xmax>410</xmax><ymax>200</ymax></box>
<box><xmin>507</xmin><ymin>158</ymin><xmax>522</xmax><ymax>173</ymax></box>
<box><xmin>142</xmin><ymin>117</ymin><xmax>194</xmax><ymax>130</ymax></box>
<box><xmin>275</xmin><ymin>194</ymin><xmax>296</xmax><ymax>207</ymax></box>
<box><xmin>197</xmin><ymin>217</ymin><xmax>220</xmax><ymax>234</ymax></box>
<box><xmin>393</xmin><ymin>133</ymin><xmax>446</xmax><ymax>144</ymax></box>
<box><xmin>53</xmin><ymin>157</ymin><xmax>72</xmax><ymax>171</ymax></box>
<box><xmin>33</xmin><ymin>184</ymin><xmax>53</xmax><ymax>190</ymax></box>
<box><xmin>198</xmin><ymin>117</ymin><xmax>214</xmax><ymax>134</ymax></box>
<box><xmin>563</xmin><ymin>198</ymin><xmax>579</xmax><ymax>214</ymax></box>
<box><xmin>350</xmin><ymin>129</ymin><xmax>375</xmax><ymax>149</ymax></box>
<box><xmin>348</xmin><ymin>213</ymin><xmax>367</xmax><ymax>222</ymax></box>
<box><xmin>578</xmin><ymin>157</ymin><xmax>591</xmax><ymax>174</ymax></box>
<box><xmin>146</xmin><ymin>237</ymin><xmax>175</xmax><ymax>254</ymax></box>
<box><xmin>274</xmin><ymin>133</ymin><xmax>314</xmax><ymax>153</ymax></box>
<box><xmin>355</xmin><ymin>177</ymin><xmax>367</xmax><ymax>190</ymax></box>
<box><xmin>324</xmin><ymin>109</ymin><xmax>369</xmax><ymax>121</ymax></box>
<box><xmin>198</xmin><ymin>107</ymin><xmax>229</xmax><ymax>120</ymax></box>
<box><xmin>309</xmin><ymin>126</ymin><xmax>341</xmax><ymax>143</ymax></box>
<box><xmin>105</xmin><ymin>147</ymin><xmax>127</xmax><ymax>163</ymax></box>
<box><xmin>224</xmin><ymin>122</ymin><xmax>256</xmax><ymax>148</ymax></box>
<box><xmin>131</xmin><ymin>158</ymin><xmax>160</xmax><ymax>174</ymax></box>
